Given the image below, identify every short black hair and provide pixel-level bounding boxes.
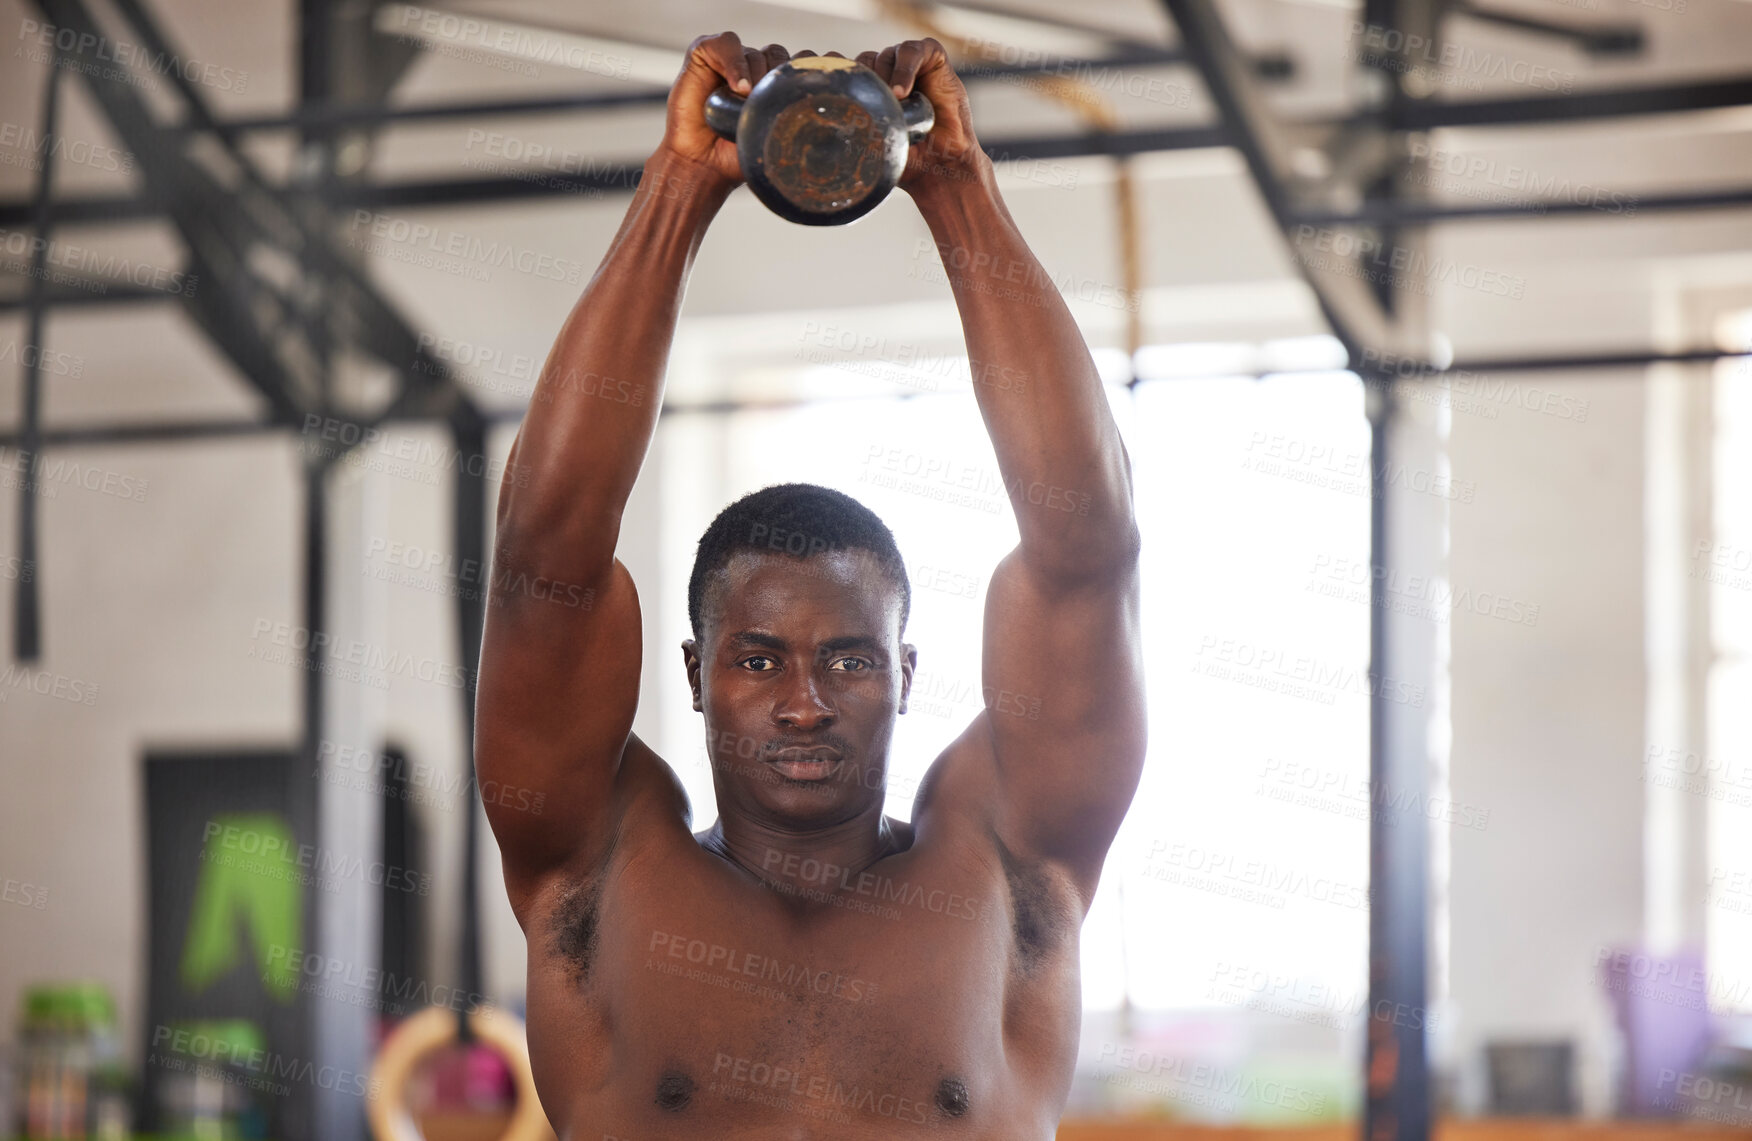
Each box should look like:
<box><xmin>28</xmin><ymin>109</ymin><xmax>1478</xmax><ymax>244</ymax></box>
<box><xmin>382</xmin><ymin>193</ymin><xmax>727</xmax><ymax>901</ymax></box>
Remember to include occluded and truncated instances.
<box><xmin>687</xmin><ymin>482</ymin><xmax>910</xmax><ymax>641</ymax></box>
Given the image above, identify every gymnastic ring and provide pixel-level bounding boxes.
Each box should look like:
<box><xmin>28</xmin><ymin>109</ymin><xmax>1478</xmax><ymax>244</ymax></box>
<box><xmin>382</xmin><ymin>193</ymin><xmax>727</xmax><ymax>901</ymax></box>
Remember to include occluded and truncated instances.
<box><xmin>367</xmin><ymin>1004</ymin><xmax>554</xmax><ymax>1141</ymax></box>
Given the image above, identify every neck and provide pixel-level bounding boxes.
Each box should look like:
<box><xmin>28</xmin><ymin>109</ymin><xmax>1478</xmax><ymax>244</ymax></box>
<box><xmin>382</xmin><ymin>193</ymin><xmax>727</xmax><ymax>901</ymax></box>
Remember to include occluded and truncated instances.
<box><xmin>703</xmin><ymin>801</ymin><xmax>903</xmax><ymax>898</ymax></box>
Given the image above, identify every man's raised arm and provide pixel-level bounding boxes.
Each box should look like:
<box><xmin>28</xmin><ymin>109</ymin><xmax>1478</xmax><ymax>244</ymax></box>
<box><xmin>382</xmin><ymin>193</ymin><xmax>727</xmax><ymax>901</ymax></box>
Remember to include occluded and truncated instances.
<box><xmin>477</xmin><ymin>34</ymin><xmax>787</xmax><ymax>909</ymax></box>
<box><xmin>869</xmin><ymin>39</ymin><xmax>1146</xmax><ymax>902</ymax></box>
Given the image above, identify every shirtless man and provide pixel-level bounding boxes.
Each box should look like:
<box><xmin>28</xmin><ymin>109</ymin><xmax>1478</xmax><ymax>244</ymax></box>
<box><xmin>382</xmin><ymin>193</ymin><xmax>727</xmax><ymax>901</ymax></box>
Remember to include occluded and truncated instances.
<box><xmin>477</xmin><ymin>32</ymin><xmax>1145</xmax><ymax>1140</ymax></box>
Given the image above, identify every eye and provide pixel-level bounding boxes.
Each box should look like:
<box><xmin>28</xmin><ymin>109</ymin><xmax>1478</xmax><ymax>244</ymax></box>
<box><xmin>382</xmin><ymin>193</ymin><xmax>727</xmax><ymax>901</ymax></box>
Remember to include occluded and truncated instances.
<box><xmin>828</xmin><ymin>657</ymin><xmax>869</xmax><ymax>672</ymax></box>
<box><xmin>740</xmin><ymin>655</ymin><xmax>777</xmax><ymax>671</ymax></box>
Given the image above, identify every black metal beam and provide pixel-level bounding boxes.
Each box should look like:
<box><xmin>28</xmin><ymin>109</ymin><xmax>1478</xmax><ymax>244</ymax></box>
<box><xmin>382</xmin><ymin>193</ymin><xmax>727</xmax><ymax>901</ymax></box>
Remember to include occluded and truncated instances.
<box><xmin>4</xmin><ymin>149</ymin><xmax>1745</xmax><ymax>255</ymax></box>
<box><xmin>297</xmin><ymin>0</ymin><xmax>338</xmax><ymax>421</ymax></box>
<box><xmin>0</xmin><ymin>418</ymin><xmax>280</xmax><ymax>448</ymax></box>
<box><xmin>1364</xmin><ymin>381</ymin><xmax>1428</xmax><ymax>1141</ymax></box>
<box><xmin>5</xmin><ymin>346</ymin><xmax>1740</xmax><ymax>454</ymax></box>
<box><xmin>0</xmin><ymin>192</ymin><xmax>165</xmax><ymax>227</ymax></box>
<box><xmin>0</xmin><ymin>281</ymin><xmax>182</xmax><ymax>311</ymax></box>
<box><xmin>1388</xmin><ymin>73</ymin><xmax>1752</xmax><ymax>130</ymax></box>
<box><xmin>451</xmin><ymin>408</ymin><xmax>488</xmax><ymax>1033</ymax></box>
<box><xmin>146</xmin><ymin>42</ymin><xmax>1245</xmax><ymax>139</ymax></box>
<box><xmin>1451</xmin><ymin>1</ymin><xmax>1642</xmax><ymax>57</ymax></box>
<box><xmin>984</xmin><ymin>124</ymin><xmax>1233</xmax><ymax>162</ymax></box>
<box><xmin>0</xmin><ymin>122</ymin><xmax>1239</xmax><ymax>228</ymax></box>
<box><xmin>186</xmin><ymin>68</ymin><xmax>1752</xmax><ymax>136</ymax></box>
<box><xmin>1292</xmin><ymin>184</ymin><xmax>1752</xmax><ymax>226</ymax></box>
<box><xmin>1447</xmin><ymin>345</ymin><xmax>1744</xmax><ymax>372</ymax></box>
<box><xmin>299</xmin><ymin>0</ymin><xmax>333</xmax><ymax>116</ymax></box>
<box><xmin>1159</xmin><ymin>0</ymin><xmax>1393</xmax><ymax>361</ymax></box>
<box><xmin>11</xmin><ymin>44</ymin><xmax>63</xmax><ymax>664</ymax></box>
<box><xmin>299</xmin><ymin>455</ymin><xmax>327</xmax><ymax>852</ymax></box>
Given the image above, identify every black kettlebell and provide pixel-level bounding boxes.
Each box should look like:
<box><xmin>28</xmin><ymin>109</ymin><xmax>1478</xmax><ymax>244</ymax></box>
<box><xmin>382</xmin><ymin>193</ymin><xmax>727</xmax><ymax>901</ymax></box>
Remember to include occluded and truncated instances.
<box><xmin>704</xmin><ymin>56</ymin><xmax>935</xmax><ymax>226</ymax></box>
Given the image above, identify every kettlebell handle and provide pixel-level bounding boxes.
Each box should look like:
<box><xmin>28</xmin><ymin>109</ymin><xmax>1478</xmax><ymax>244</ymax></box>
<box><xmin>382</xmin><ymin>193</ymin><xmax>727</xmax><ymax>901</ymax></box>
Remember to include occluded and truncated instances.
<box><xmin>704</xmin><ymin>86</ymin><xmax>935</xmax><ymax>142</ymax></box>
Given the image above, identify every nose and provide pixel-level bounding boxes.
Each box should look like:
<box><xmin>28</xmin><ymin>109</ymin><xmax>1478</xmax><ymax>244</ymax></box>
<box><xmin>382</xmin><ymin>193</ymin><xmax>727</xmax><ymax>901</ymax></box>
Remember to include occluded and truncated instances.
<box><xmin>773</xmin><ymin>666</ymin><xmax>836</xmax><ymax>731</ymax></box>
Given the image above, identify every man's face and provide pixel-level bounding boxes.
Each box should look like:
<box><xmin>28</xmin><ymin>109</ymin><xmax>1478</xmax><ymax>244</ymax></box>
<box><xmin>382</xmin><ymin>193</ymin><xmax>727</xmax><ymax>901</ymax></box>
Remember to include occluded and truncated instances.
<box><xmin>683</xmin><ymin>549</ymin><xmax>915</xmax><ymax>829</ymax></box>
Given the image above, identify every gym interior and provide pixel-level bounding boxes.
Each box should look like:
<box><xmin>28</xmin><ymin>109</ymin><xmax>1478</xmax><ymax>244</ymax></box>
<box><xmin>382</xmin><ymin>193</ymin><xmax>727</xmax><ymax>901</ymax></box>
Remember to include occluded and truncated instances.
<box><xmin>1</xmin><ymin>0</ymin><xmax>1750</xmax><ymax>1138</ymax></box>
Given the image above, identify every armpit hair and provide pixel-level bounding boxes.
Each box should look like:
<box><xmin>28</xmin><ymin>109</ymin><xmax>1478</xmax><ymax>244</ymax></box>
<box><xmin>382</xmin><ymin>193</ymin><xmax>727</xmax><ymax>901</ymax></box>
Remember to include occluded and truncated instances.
<box><xmin>550</xmin><ymin>877</ymin><xmax>604</xmax><ymax>985</ymax></box>
<box><xmin>991</xmin><ymin>832</ymin><xmax>1073</xmax><ymax>973</ymax></box>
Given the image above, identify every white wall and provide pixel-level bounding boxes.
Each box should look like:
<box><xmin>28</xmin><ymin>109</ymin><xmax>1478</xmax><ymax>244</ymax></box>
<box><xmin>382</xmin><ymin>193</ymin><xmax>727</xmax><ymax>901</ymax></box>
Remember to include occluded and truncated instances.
<box><xmin>1445</xmin><ymin>369</ymin><xmax>1649</xmax><ymax>1115</ymax></box>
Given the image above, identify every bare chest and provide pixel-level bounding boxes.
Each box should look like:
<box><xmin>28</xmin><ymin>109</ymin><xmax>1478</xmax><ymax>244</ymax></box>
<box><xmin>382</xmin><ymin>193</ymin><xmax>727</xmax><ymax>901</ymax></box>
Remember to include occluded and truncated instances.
<box><xmin>523</xmin><ymin>837</ymin><xmax>1082</xmax><ymax>1138</ymax></box>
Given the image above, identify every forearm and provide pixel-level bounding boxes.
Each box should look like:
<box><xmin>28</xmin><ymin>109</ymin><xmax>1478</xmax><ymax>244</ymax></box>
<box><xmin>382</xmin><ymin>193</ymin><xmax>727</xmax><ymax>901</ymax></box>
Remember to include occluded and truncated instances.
<box><xmin>909</xmin><ymin>168</ymin><xmax>1138</xmax><ymax>576</ymax></box>
<box><xmin>497</xmin><ymin>149</ymin><xmax>733</xmax><ymax>570</ymax></box>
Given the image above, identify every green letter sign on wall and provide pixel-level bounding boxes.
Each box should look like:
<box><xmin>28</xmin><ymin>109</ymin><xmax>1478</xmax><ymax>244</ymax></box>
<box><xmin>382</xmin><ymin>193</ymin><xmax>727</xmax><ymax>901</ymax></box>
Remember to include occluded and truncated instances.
<box><xmin>181</xmin><ymin>813</ymin><xmax>304</xmax><ymax>1002</ymax></box>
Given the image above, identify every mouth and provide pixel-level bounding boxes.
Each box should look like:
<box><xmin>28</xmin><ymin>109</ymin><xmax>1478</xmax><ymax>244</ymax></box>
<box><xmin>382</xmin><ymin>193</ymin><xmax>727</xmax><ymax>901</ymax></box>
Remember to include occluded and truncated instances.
<box><xmin>766</xmin><ymin>750</ymin><xmax>844</xmax><ymax>782</ymax></box>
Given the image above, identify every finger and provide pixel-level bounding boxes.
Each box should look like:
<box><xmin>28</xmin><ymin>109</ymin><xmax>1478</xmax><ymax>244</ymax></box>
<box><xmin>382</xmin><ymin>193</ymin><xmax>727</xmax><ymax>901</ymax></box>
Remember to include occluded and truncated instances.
<box><xmin>791</xmin><ymin>48</ymin><xmax>818</xmax><ymax>59</ymax></box>
<box><xmin>855</xmin><ymin>50</ymin><xmax>879</xmax><ymax>71</ymax></box>
<box><xmin>823</xmin><ymin>50</ymin><xmax>846</xmax><ymax>58</ymax></box>
<box><xmin>762</xmin><ymin>43</ymin><xmax>790</xmax><ymax>68</ymax></box>
<box><xmin>744</xmin><ymin>45</ymin><xmax>768</xmax><ymax>86</ymax></box>
<box><xmin>693</xmin><ymin>31</ymin><xmax>751</xmax><ymax>93</ymax></box>
<box><xmin>874</xmin><ymin>45</ymin><xmax>897</xmax><ymax>85</ymax></box>
<box><xmin>890</xmin><ymin>39</ymin><xmax>929</xmax><ymax>97</ymax></box>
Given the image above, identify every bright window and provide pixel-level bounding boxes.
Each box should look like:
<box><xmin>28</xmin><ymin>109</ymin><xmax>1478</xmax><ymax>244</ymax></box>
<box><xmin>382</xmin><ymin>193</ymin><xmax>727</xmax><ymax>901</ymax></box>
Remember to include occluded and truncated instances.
<box><xmin>1707</xmin><ymin>350</ymin><xmax>1752</xmax><ymax>1010</ymax></box>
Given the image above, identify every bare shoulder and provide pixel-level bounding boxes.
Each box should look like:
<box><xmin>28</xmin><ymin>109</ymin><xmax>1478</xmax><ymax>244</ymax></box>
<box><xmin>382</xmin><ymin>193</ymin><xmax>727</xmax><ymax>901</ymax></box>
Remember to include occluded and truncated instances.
<box><xmin>507</xmin><ymin>733</ymin><xmax>698</xmax><ymax>928</ymax></box>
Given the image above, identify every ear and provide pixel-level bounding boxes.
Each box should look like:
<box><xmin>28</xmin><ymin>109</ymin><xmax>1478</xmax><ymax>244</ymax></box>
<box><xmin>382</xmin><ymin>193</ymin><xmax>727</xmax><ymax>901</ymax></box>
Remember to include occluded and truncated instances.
<box><xmin>898</xmin><ymin>642</ymin><xmax>918</xmax><ymax>714</ymax></box>
<box><xmin>681</xmin><ymin>638</ymin><xmax>704</xmax><ymax>713</ymax></box>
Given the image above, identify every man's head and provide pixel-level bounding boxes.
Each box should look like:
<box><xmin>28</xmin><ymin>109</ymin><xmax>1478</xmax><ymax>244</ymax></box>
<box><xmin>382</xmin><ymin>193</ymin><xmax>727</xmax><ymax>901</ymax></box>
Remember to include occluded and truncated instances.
<box><xmin>683</xmin><ymin>484</ymin><xmax>916</xmax><ymax>828</ymax></box>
